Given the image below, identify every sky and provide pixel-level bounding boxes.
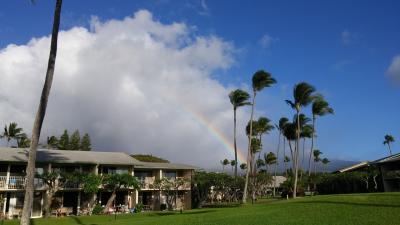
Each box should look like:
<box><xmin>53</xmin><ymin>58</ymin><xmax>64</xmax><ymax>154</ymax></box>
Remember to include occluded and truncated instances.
<box><xmin>0</xmin><ymin>0</ymin><xmax>399</xmax><ymax>169</ymax></box>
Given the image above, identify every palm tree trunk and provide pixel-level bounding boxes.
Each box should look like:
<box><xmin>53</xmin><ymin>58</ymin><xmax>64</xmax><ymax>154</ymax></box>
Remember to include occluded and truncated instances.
<box><xmin>103</xmin><ymin>189</ymin><xmax>117</xmax><ymax>213</ymax></box>
<box><xmin>283</xmin><ymin>138</ymin><xmax>287</xmax><ymax>177</ymax></box>
<box><xmin>307</xmin><ymin>115</ymin><xmax>316</xmax><ymax>191</ymax></box>
<box><xmin>233</xmin><ymin>108</ymin><xmax>238</xmax><ymax>179</ymax></box>
<box><xmin>300</xmin><ymin>137</ymin><xmax>305</xmax><ymax>178</ymax></box>
<box><xmin>388</xmin><ymin>143</ymin><xmax>392</xmax><ymax>156</ymax></box>
<box><xmin>20</xmin><ymin>1</ymin><xmax>62</xmax><ymax>224</ymax></box>
<box><xmin>273</xmin><ymin>131</ymin><xmax>281</xmax><ymax>197</ymax></box>
<box><xmin>293</xmin><ymin>110</ymin><xmax>300</xmax><ymax>198</ymax></box>
<box><xmin>243</xmin><ymin>91</ymin><xmax>256</xmax><ymax>203</ymax></box>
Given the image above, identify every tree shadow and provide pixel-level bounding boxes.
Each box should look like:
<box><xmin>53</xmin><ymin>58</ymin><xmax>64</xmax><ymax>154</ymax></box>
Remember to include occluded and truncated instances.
<box><xmin>295</xmin><ymin>200</ymin><xmax>400</xmax><ymax>208</ymax></box>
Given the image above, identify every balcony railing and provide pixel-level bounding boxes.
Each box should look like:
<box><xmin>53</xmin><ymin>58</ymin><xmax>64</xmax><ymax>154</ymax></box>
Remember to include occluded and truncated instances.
<box><xmin>136</xmin><ymin>177</ymin><xmax>155</xmax><ymax>189</ymax></box>
<box><xmin>0</xmin><ymin>176</ymin><xmax>45</xmax><ymax>190</ymax></box>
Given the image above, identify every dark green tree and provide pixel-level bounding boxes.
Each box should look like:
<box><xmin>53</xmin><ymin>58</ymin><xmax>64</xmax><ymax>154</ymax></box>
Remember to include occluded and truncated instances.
<box><xmin>80</xmin><ymin>133</ymin><xmax>91</xmax><ymax>151</ymax></box>
<box><xmin>58</xmin><ymin>130</ymin><xmax>69</xmax><ymax>150</ymax></box>
<box><xmin>46</xmin><ymin>136</ymin><xmax>58</xmax><ymax>149</ymax></box>
<box><xmin>69</xmin><ymin>130</ymin><xmax>80</xmax><ymax>150</ymax></box>
<box><xmin>383</xmin><ymin>134</ymin><xmax>395</xmax><ymax>156</ymax></box>
<box><xmin>1</xmin><ymin>122</ymin><xmax>23</xmax><ymax>147</ymax></box>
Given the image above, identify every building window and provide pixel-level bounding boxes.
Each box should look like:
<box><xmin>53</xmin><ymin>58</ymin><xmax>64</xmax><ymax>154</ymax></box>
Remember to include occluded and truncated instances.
<box><xmin>163</xmin><ymin>171</ymin><xmax>176</xmax><ymax>179</ymax></box>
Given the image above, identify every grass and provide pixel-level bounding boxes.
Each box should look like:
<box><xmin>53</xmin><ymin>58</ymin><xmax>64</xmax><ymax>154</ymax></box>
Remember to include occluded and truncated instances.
<box><xmin>3</xmin><ymin>192</ymin><xmax>400</xmax><ymax>225</ymax></box>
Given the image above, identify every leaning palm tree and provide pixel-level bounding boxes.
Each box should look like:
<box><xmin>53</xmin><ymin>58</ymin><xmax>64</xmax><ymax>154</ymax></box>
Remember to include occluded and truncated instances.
<box><xmin>285</xmin><ymin>82</ymin><xmax>315</xmax><ymax>198</ymax></box>
<box><xmin>264</xmin><ymin>152</ymin><xmax>277</xmax><ymax>174</ymax></box>
<box><xmin>1</xmin><ymin>122</ymin><xmax>23</xmax><ymax>147</ymax></box>
<box><xmin>229</xmin><ymin>89</ymin><xmax>251</xmax><ymax>179</ymax></box>
<box><xmin>243</xmin><ymin>70</ymin><xmax>276</xmax><ymax>203</ymax></box>
<box><xmin>253</xmin><ymin>117</ymin><xmax>274</xmax><ymax>175</ymax></box>
<box><xmin>21</xmin><ymin>1</ymin><xmax>63</xmax><ymax>224</ymax></box>
<box><xmin>383</xmin><ymin>134</ymin><xmax>395</xmax><ymax>156</ymax></box>
<box><xmin>307</xmin><ymin>94</ymin><xmax>333</xmax><ymax>179</ymax></box>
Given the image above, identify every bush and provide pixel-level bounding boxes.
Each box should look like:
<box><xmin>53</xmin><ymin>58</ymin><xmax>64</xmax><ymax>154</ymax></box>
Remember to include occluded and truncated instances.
<box><xmin>135</xmin><ymin>203</ymin><xmax>143</xmax><ymax>213</ymax></box>
<box><xmin>92</xmin><ymin>204</ymin><xmax>104</xmax><ymax>215</ymax></box>
<box><xmin>160</xmin><ymin>203</ymin><xmax>167</xmax><ymax>211</ymax></box>
<box><xmin>316</xmin><ymin>172</ymin><xmax>369</xmax><ymax>194</ymax></box>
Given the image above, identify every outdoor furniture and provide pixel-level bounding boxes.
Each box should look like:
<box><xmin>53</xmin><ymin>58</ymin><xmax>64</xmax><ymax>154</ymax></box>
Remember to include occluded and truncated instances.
<box><xmin>59</xmin><ymin>207</ymin><xmax>73</xmax><ymax>216</ymax></box>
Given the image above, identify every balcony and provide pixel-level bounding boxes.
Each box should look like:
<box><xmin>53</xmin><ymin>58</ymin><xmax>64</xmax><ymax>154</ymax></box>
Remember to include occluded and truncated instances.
<box><xmin>137</xmin><ymin>177</ymin><xmax>155</xmax><ymax>189</ymax></box>
<box><xmin>0</xmin><ymin>176</ymin><xmax>45</xmax><ymax>190</ymax></box>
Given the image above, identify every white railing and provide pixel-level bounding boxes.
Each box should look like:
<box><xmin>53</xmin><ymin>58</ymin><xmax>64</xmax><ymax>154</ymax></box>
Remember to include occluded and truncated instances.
<box><xmin>0</xmin><ymin>176</ymin><xmax>45</xmax><ymax>189</ymax></box>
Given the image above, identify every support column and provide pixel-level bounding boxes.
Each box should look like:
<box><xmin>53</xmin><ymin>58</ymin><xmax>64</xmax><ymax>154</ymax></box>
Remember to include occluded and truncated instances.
<box><xmin>2</xmin><ymin>193</ymin><xmax>7</xmax><ymax>216</ymax></box>
<box><xmin>77</xmin><ymin>192</ymin><xmax>81</xmax><ymax>215</ymax></box>
<box><xmin>5</xmin><ymin>164</ymin><xmax>10</xmax><ymax>189</ymax></box>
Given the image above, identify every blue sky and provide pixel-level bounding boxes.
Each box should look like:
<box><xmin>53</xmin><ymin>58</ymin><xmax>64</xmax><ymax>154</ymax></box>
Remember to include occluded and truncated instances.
<box><xmin>0</xmin><ymin>0</ymin><xmax>399</xmax><ymax>163</ymax></box>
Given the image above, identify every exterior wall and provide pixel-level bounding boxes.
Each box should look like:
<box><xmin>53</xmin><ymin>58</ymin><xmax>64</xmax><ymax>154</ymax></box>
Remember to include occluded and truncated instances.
<box><xmin>379</xmin><ymin>162</ymin><xmax>400</xmax><ymax>192</ymax></box>
<box><xmin>0</xmin><ymin>161</ymin><xmax>194</xmax><ymax>218</ymax></box>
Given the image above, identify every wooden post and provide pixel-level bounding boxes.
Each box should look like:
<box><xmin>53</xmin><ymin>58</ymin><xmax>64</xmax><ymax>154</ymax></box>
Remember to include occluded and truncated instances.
<box><xmin>5</xmin><ymin>164</ymin><xmax>10</xmax><ymax>189</ymax></box>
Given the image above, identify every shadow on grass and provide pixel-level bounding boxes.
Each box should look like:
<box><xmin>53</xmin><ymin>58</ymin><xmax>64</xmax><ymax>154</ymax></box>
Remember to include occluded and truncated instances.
<box><xmin>149</xmin><ymin>210</ymin><xmax>216</xmax><ymax>217</ymax></box>
<box><xmin>294</xmin><ymin>200</ymin><xmax>400</xmax><ymax>208</ymax></box>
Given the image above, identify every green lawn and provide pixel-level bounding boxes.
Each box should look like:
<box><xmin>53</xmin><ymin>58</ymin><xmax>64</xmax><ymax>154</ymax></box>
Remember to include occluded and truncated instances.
<box><xmin>4</xmin><ymin>192</ymin><xmax>400</xmax><ymax>225</ymax></box>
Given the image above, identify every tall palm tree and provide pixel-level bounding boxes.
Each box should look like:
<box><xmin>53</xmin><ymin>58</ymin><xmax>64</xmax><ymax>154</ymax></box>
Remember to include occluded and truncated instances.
<box><xmin>300</xmin><ymin>123</ymin><xmax>312</xmax><ymax>175</ymax></box>
<box><xmin>221</xmin><ymin>159</ymin><xmax>230</xmax><ymax>172</ymax></box>
<box><xmin>313</xmin><ymin>149</ymin><xmax>322</xmax><ymax>175</ymax></box>
<box><xmin>307</xmin><ymin>94</ymin><xmax>333</xmax><ymax>179</ymax></box>
<box><xmin>17</xmin><ymin>133</ymin><xmax>31</xmax><ymax>148</ymax></box>
<box><xmin>230</xmin><ymin>160</ymin><xmax>236</xmax><ymax>173</ymax></box>
<box><xmin>21</xmin><ymin>0</ymin><xmax>63</xmax><ymax>224</ymax></box>
<box><xmin>285</xmin><ymin>82</ymin><xmax>315</xmax><ymax>198</ymax></box>
<box><xmin>243</xmin><ymin>70</ymin><xmax>276</xmax><ymax>203</ymax></box>
<box><xmin>1</xmin><ymin>122</ymin><xmax>24</xmax><ymax>147</ymax></box>
<box><xmin>321</xmin><ymin>158</ymin><xmax>330</xmax><ymax>173</ymax></box>
<box><xmin>240</xmin><ymin>163</ymin><xmax>247</xmax><ymax>172</ymax></box>
<box><xmin>383</xmin><ymin>134</ymin><xmax>395</xmax><ymax>156</ymax></box>
<box><xmin>254</xmin><ymin>117</ymin><xmax>274</xmax><ymax>175</ymax></box>
<box><xmin>229</xmin><ymin>89</ymin><xmax>251</xmax><ymax>179</ymax></box>
<box><xmin>273</xmin><ymin>117</ymin><xmax>288</xmax><ymax>196</ymax></box>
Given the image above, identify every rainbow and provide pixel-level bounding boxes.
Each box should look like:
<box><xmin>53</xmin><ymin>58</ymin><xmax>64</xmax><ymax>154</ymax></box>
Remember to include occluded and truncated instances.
<box><xmin>184</xmin><ymin>106</ymin><xmax>247</xmax><ymax>164</ymax></box>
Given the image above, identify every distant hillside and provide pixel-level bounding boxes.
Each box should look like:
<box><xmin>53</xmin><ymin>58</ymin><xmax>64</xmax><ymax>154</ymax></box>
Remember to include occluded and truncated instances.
<box><xmin>131</xmin><ymin>154</ymin><xmax>170</xmax><ymax>163</ymax></box>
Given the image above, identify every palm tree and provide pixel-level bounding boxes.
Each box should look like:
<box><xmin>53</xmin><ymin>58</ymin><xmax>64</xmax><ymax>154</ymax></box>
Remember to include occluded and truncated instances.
<box><xmin>240</xmin><ymin>163</ymin><xmax>247</xmax><ymax>172</ymax></box>
<box><xmin>221</xmin><ymin>159</ymin><xmax>230</xmax><ymax>172</ymax></box>
<box><xmin>284</xmin><ymin>156</ymin><xmax>291</xmax><ymax>177</ymax></box>
<box><xmin>285</xmin><ymin>82</ymin><xmax>315</xmax><ymax>198</ymax></box>
<box><xmin>254</xmin><ymin>117</ymin><xmax>274</xmax><ymax>176</ymax></box>
<box><xmin>313</xmin><ymin>149</ymin><xmax>322</xmax><ymax>175</ymax></box>
<box><xmin>17</xmin><ymin>133</ymin><xmax>31</xmax><ymax>148</ymax></box>
<box><xmin>230</xmin><ymin>160</ymin><xmax>236</xmax><ymax>173</ymax></box>
<box><xmin>273</xmin><ymin>117</ymin><xmax>288</xmax><ymax>196</ymax></box>
<box><xmin>243</xmin><ymin>70</ymin><xmax>276</xmax><ymax>203</ymax></box>
<box><xmin>264</xmin><ymin>152</ymin><xmax>277</xmax><ymax>174</ymax></box>
<box><xmin>1</xmin><ymin>122</ymin><xmax>23</xmax><ymax>147</ymax></box>
<box><xmin>229</xmin><ymin>89</ymin><xmax>251</xmax><ymax>179</ymax></box>
<box><xmin>21</xmin><ymin>0</ymin><xmax>63</xmax><ymax>224</ymax></box>
<box><xmin>383</xmin><ymin>134</ymin><xmax>395</xmax><ymax>156</ymax></box>
<box><xmin>307</xmin><ymin>94</ymin><xmax>333</xmax><ymax>180</ymax></box>
<box><xmin>321</xmin><ymin>158</ymin><xmax>330</xmax><ymax>173</ymax></box>
<box><xmin>300</xmin><ymin>123</ymin><xmax>312</xmax><ymax>176</ymax></box>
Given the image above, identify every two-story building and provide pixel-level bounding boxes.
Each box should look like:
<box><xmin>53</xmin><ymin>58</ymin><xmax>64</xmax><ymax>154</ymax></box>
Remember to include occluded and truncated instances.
<box><xmin>0</xmin><ymin>147</ymin><xmax>196</xmax><ymax>219</ymax></box>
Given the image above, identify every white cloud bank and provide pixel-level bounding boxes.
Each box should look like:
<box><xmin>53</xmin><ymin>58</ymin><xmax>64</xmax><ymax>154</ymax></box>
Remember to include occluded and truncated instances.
<box><xmin>387</xmin><ymin>55</ymin><xmax>400</xmax><ymax>86</ymax></box>
<box><xmin>0</xmin><ymin>10</ymin><xmax>250</xmax><ymax>168</ymax></box>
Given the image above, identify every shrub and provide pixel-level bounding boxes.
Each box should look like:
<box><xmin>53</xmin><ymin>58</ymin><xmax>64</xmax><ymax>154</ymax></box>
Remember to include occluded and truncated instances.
<box><xmin>92</xmin><ymin>204</ymin><xmax>104</xmax><ymax>215</ymax></box>
<box><xmin>135</xmin><ymin>203</ymin><xmax>143</xmax><ymax>213</ymax></box>
<box><xmin>316</xmin><ymin>172</ymin><xmax>369</xmax><ymax>194</ymax></box>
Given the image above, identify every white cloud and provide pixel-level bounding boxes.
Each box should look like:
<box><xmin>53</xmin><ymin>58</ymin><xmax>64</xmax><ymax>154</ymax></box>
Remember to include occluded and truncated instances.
<box><xmin>259</xmin><ymin>34</ymin><xmax>278</xmax><ymax>49</ymax></box>
<box><xmin>387</xmin><ymin>55</ymin><xmax>400</xmax><ymax>85</ymax></box>
<box><xmin>341</xmin><ymin>29</ymin><xmax>359</xmax><ymax>45</ymax></box>
<box><xmin>0</xmin><ymin>10</ymin><xmax>250</xmax><ymax>168</ymax></box>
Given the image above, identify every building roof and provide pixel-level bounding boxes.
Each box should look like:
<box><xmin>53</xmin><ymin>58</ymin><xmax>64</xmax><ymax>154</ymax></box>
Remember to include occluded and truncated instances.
<box><xmin>334</xmin><ymin>161</ymin><xmax>369</xmax><ymax>173</ymax></box>
<box><xmin>0</xmin><ymin>147</ymin><xmax>142</xmax><ymax>165</ymax></box>
<box><xmin>134</xmin><ymin>162</ymin><xmax>199</xmax><ymax>170</ymax></box>
<box><xmin>371</xmin><ymin>153</ymin><xmax>400</xmax><ymax>164</ymax></box>
<box><xmin>0</xmin><ymin>147</ymin><xmax>197</xmax><ymax>170</ymax></box>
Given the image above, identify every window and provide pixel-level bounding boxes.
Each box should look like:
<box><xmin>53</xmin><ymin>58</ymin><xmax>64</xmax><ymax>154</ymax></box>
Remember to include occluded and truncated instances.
<box><xmin>163</xmin><ymin>171</ymin><xmax>176</xmax><ymax>179</ymax></box>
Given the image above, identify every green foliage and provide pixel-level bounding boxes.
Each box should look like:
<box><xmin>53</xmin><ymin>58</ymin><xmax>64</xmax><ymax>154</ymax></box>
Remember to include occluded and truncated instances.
<box><xmin>239</xmin><ymin>163</ymin><xmax>247</xmax><ymax>170</ymax></box>
<box><xmin>47</xmin><ymin>136</ymin><xmax>58</xmax><ymax>149</ymax></box>
<box><xmin>131</xmin><ymin>154</ymin><xmax>169</xmax><ymax>163</ymax></box>
<box><xmin>81</xmin><ymin>173</ymin><xmax>102</xmax><ymax>194</ymax></box>
<box><xmin>58</xmin><ymin>129</ymin><xmax>70</xmax><ymax>150</ymax></box>
<box><xmin>229</xmin><ymin>89</ymin><xmax>251</xmax><ymax>109</ymax></box>
<box><xmin>316</xmin><ymin>172</ymin><xmax>371</xmax><ymax>194</ymax></box>
<box><xmin>252</xmin><ymin>70</ymin><xmax>276</xmax><ymax>92</ymax></box>
<box><xmin>250</xmin><ymin>138</ymin><xmax>261</xmax><ymax>153</ymax></box>
<box><xmin>91</xmin><ymin>204</ymin><xmax>104</xmax><ymax>215</ymax></box>
<box><xmin>102</xmin><ymin>173</ymin><xmax>140</xmax><ymax>191</ymax></box>
<box><xmin>1</xmin><ymin>122</ymin><xmax>24</xmax><ymax>146</ymax></box>
<box><xmin>69</xmin><ymin>130</ymin><xmax>81</xmax><ymax>150</ymax></box>
<box><xmin>17</xmin><ymin>133</ymin><xmax>31</xmax><ymax>148</ymax></box>
<box><xmin>80</xmin><ymin>133</ymin><xmax>91</xmax><ymax>151</ymax></box>
<box><xmin>135</xmin><ymin>203</ymin><xmax>144</xmax><ymax>213</ymax></box>
<box><xmin>192</xmin><ymin>171</ymin><xmax>244</xmax><ymax>208</ymax></box>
